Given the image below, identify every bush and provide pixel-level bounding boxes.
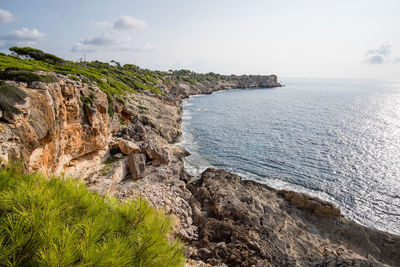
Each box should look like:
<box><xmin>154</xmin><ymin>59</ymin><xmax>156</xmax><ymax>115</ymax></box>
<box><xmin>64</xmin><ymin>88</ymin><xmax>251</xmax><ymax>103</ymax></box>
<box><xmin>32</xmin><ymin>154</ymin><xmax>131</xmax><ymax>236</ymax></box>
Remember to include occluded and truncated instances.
<box><xmin>9</xmin><ymin>46</ymin><xmax>64</xmax><ymax>65</ymax></box>
<box><xmin>0</xmin><ymin>165</ymin><xmax>185</xmax><ymax>266</ymax></box>
<box><xmin>69</xmin><ymin>74</ymin><xmax>79</xmax><ymax>81</ymax></box>
<box><xmin>0</xmin><ymin>69</ymin><xmax>57</xmax><ymax>84</ymax></box>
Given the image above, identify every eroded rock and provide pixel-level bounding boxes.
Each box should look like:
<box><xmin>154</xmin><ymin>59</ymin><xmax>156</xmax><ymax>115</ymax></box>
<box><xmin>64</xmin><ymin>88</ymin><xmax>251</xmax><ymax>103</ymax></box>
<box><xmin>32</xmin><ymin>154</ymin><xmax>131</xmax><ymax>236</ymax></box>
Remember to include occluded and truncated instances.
<box><xmin>118</xmin><ymin>139</ymin><xmax>140</xmax><ymax>155</ymax></box>
<box><xmin>126</xmin><ymin>153</ymin><xmax>146</xmax><ymax>179</ymax></box>
<box><xmin>145</xmin><ymin>141</ymin><xmax>170</xmax><ymax>166</ymax></box>
<box><xmin>278</xmin><ymin>190</ymin><xmax>341</xmax><ymax>217</ymax></box>
<box><xmin>187</xmin><ymin>168</ymin><xmax>400</xmax><ymax>267</ymax></box>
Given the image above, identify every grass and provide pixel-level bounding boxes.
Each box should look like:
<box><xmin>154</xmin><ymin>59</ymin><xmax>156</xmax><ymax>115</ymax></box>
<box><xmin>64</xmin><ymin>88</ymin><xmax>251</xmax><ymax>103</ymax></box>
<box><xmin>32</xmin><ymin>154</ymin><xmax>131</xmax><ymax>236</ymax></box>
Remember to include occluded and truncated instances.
<box><xmin>138</xmin><ymin>105</ymin><xmax>148</xmax><ymax>111</ymax></box>
<box><xmin>0</xmin><ymin>164</ymin><xmax>185</xmax><ymax>266</ymax></box>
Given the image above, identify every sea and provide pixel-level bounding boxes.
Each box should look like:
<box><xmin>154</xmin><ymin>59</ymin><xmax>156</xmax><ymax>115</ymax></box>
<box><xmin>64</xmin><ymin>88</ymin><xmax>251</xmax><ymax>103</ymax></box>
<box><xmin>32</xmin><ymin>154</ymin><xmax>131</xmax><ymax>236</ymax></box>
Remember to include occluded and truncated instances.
<box><xmin>181</xmin><ymin>78</ymin><xmax>400</xmax><ymax>235</ymax></box>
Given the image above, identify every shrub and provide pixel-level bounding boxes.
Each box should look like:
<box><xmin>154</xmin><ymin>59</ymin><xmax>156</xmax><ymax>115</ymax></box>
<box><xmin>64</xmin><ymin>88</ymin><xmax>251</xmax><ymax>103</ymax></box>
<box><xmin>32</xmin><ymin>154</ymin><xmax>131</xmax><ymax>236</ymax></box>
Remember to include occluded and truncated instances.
<box><xmin>69</xmin><ymin>74</ymin><xmax>79</xmax><ymax>81</ymax></box>
<box><xmin>9</xmin><ymin>46</ymin><xmax>64</xmax><ymax>65</ymax></box>
<box><xmin>0</xmin><ymin>69</ymin><xmax>57</xmax><ymax>84</ymax></box>
<box><xmin>80</xmin><ymin>96</ymin><xmax>94</xmax><ymax>105</ymax></box>
<box><xmin>0</xmin><ymin>165</ymin><xmax>185</xmax><ymax>266</ymax></box>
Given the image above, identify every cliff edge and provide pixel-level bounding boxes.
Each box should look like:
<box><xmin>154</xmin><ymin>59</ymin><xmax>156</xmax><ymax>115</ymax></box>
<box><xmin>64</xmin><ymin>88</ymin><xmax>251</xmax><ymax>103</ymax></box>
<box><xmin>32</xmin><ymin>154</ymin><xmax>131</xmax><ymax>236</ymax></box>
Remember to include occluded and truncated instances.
<box><xmin>1</xmin><ymin>49</ymin><xmax>399</xmax><ymax>266</ymax></box>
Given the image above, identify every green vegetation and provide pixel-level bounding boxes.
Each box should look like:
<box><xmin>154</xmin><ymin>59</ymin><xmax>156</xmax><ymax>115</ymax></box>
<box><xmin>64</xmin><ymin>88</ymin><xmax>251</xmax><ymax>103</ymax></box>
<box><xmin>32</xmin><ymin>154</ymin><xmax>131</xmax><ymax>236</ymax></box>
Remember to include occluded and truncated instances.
<box><xmin>0</xmin><ymin>69</ymin><xmax>57</xmax><ymax>84</ymax></box>
<box><xmin>119</xmin><ymin>117</ymin><xmax>128</xmax><ymax>127</ymax></box>
<box><xmin>138</xmin><ymin>105</ymin><xmax>148</xmax><ymax>111</ymax></box>
<box><xmin>9</xmin><ymin>46</ymin><xmax>64</xmax><ymax>65</ymax></box>
<box><xmin>0</xmin><ymin>47</ymin><xmax>168</xmax><ymax>114</ymax></box>
<box><xmin>80</xmin><ymin>92</ymin><xmax>96</xmax><ymax>105</ymax></box>
<box><xmin>69</xmin><ymin>74</ymin><xmax>79</xmax><ymax>81</ymax></box>
<box><xmin>0</xmin><ymin>46</ymin><xmax>231</xmax><ymax>115</ymax></box>
<box><xmin>0</xmin><ymin>165</ymin><xmax>185</xmax><ymax>266</ymax></box>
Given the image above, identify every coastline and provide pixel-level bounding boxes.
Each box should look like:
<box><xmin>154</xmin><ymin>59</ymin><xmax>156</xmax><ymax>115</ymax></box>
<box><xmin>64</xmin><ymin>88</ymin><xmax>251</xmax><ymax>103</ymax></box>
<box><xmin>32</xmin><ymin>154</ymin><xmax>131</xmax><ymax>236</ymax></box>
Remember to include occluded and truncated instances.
<box><xmin>1</xmin><ymin>73</ymin><xmax>400</xmax><ymax>266</ymax></box>
<box><xmin>178</xmin><ymin>87</ymin><xmax>400</xmax><ymax>266</ymax></box>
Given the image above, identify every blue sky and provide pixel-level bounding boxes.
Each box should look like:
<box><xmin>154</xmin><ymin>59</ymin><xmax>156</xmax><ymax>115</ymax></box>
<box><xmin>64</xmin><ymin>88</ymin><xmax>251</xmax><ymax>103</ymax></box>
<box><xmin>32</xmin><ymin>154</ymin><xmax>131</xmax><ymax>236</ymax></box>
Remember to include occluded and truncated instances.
<box><xmin>0</xmin><ymin>0</ymin><xmax>399</xmax><ymax>79</ymax></box>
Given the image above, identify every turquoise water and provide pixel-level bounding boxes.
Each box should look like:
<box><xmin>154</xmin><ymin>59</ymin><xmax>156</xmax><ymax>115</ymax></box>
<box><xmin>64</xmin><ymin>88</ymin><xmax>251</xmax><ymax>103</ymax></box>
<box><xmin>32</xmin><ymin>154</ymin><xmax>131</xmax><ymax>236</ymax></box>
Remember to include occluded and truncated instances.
<box><xmin>181</xmin><ymin>78</ymin><xmax>400</xmax><ymax>235</ymax></box>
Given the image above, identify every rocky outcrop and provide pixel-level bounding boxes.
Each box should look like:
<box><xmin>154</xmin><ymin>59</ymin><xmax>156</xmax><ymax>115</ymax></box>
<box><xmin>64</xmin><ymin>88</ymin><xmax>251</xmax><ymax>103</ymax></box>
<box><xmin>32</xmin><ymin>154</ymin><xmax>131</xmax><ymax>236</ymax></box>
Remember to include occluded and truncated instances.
<box><xmin>3</xmin><ymin>71</ymin><xmax>399</xmax><ymax>267</ymax></box>
<box><xmin>187</xmin><ymin>168</ymin><xmax>400</xmax><ymax>266</ymax></box>
<box><xmin>278</xmin><ymin>190</ymin><xmax>341</xmax><ymax>217</ymax></box>
<box><xmin>166</xmin><ymin>75</ymin><xmax>281</xmax><ymax>101</ymax></box>
<box><xmin>235</xmin><ymin>74</ymin><xmax>280</xmax><ymax>88</ymax></box>
<box><xmin>0</xmin><ymin>78</ymin><xmax>109</xmax><ymax>177</ymax></box>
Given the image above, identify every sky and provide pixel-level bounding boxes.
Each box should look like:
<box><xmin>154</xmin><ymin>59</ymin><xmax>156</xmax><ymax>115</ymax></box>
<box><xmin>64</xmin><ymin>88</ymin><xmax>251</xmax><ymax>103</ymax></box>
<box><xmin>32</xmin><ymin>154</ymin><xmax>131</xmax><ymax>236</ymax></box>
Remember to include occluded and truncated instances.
<box><xmin>0</xmin><ymin>0</ymin><xmax>399</xmax><ymax>80</ymax></box>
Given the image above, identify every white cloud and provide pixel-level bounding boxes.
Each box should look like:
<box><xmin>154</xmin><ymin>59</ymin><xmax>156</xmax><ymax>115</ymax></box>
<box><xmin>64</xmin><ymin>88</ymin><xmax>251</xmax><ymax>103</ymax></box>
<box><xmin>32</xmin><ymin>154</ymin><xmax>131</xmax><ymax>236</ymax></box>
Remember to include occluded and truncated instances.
<box><xmin>365</xmin><ymin>55</ymin><xmax>384</xmax><ymax>65</ymax></box>
<box><xmin>366</xmin><ymin>44</ymin><xmax>392</xmax><ymax>57</ymax></box>
<box><xmin>113</xmin><ymin>16</ymin><xmax>147</xmax><ymax>31</ymax></box>
<box><xmin>5</xmin><ymin>28</ymin><xmax>46</xmax><ymax>42</ymax></box>
<box><xmin>364</xmin><ymin>43</ymin><xmax>399</xmax><ymax>65</ymax></box>
<box><xmin>0</xmin><ymin>27</ymin><xmax>46</xmax><ymax>48</ymax></box>
<box><xmin>71</xmin><ymin>32</ymin><xmax>155</xmax><ymax>53</ymax></box>
<box><xmin>0</xmin><ymin>8</ymin><xmax>14</xmax><ymax>24</ymax></box>
<box><xmin>72</xmin><ymin>16</ymin><xmax>153</xmax><ymax>53</ymax></box>
<box><xmin>83</xmin><ymin>32</ymin><xmax>119</xmax><ymax>46</ymax></box>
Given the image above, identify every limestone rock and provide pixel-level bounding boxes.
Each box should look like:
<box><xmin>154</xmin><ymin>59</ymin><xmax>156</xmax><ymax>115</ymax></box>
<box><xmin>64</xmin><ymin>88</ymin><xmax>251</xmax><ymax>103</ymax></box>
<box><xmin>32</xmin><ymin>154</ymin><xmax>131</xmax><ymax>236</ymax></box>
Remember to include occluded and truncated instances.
<box><xmin>187</xmin><ymin>168</ymin><xmax>400</xmax><ymax>267</ymax></box>
<box><xmin>126</xmin><ymin>153</ymin><xmax>146</xmax><ymax>179</ymax></box>
<box><xmin>118</xmin><ymin>139</ymin><xmax>140</xmax><ymax>155</ymax></box>
<box><xmin>28</xmin><ymin>81</ymin><xmax>48</xmax><ymax>90</ymax></box>
<box><xmin>278</xmin><ymin>190</ymin><xmax>341</xmax><ymax>217</ymax></box>
<box><xmin>109</xmin><ymin>158</ymin><xmax>129</xmax><ymax>184</ymax></box>
<box><xmin>0</xmin><ymin>80</ymin><xmax>109</xmax><ymax>176</ymax></box>
<box><xmin>145</xmin><ymin>141</ymin><xmax>170</xmax><ymax>166</ymax></box>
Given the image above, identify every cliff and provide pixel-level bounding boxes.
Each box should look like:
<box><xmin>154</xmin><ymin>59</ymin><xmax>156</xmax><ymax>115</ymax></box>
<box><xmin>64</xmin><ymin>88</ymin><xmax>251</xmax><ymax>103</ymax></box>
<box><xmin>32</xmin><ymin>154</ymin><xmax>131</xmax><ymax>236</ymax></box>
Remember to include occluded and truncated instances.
<box><xmin>1</xmin><ymin>49</ymin><xmax>399</xmax><ymax>266</ymax></box>
<box><xmin>0</xmin><ymin>66</ymin><xmax>281</xmax><ymax>244</ymax></box>
<box><xmin>187</xmin><ymin>169</ymin><xmax>400</xmax><ymax>266</ymax></box>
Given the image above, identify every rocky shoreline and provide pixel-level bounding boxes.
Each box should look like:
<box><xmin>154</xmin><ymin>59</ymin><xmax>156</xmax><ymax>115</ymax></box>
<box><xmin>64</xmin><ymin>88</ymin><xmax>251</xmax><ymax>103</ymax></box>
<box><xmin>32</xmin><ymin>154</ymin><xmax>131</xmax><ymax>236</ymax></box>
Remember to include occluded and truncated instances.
<box><xmin>1</xmin><ymin>73</ymin><xmax>400</xmax><ymax>266</ymax></box>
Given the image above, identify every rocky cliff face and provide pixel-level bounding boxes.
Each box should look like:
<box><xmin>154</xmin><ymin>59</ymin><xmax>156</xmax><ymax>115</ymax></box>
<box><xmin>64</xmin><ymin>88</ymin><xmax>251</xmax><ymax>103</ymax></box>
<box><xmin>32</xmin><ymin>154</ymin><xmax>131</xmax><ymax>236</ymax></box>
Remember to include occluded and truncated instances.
<box><xmin>0</xmin><ymin>78</ymin><xmax>109</xmax><ymax>177</ymax></box>
<box><xmin>0</xmin><ymin>73</ymin><xmax>280</xmax><ymax>242</ymax></box>
<box><xmin>187</xmin><ymin>168</ymin><xmax>400</xmax><ymax>266</ymax></box>
<box><xmin>165</xmin><ymin>75</ymin><xmax>280</xmax><ymax>100</ymax></box>
<box><xmin>1</xmin><ymin>73</ymin><xmax>399</xmax><ymax>267</ymax></box>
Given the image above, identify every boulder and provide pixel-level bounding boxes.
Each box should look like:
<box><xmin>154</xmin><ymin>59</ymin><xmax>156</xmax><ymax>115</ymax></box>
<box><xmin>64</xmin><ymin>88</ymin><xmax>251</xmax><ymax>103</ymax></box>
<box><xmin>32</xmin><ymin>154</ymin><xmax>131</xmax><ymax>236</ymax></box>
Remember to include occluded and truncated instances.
<box><xmin>118</xmin><ymin>139</ymin><xmax>140</xmax><ymax>155</ymax></box>
<box><xmin>145</xmin><ymin>141</ymin><xmax>170</xmax><ymax>166</ymax></box>
<box><xmin>109</xmin><ymin>159</ymin><xmax>129</xmax><ymax>184</ymax></box>
<box><xmin>126</xmin><ymin>153</ymin><xmax>146</xmax><ymax>180</ymax></box>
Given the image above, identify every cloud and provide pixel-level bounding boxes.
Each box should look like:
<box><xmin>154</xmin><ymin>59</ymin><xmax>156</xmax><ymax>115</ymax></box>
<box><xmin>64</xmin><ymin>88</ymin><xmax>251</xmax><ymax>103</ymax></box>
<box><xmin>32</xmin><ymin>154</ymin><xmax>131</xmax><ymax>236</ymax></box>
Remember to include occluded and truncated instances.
<box><xmin>71</xmin><ymin>32</ymin><xmax>155</xmax><ymax>53</ymax></box>
<box><xmin>365</xmin><ymin>55</ymin><xmax>384</xmax><ymax>65</ymax></box>
<box><xmin>72</xmin><ymin>16</ymin><xmax>153</xmax><ymax>53</ymax></box>
<box><xmin>0</xmin><ymin>8</ymin><xmax>14</xmax><ymax>24</ymax></box>
<box><xmin>113</xmin><ymin>16</ymin><xmax>147</xmax><ymax>31</ymax></box>
<box><xmin>364</xmin><ymin>43</ymin><xmax>399</xmax><ymax>65</ymax></box>
<box><xmin>366</xmin><ymin>44</ymin><xmax>392</xmax><ymax>57</ymax></box>
<box><xmin>83</xmin><ymin>32</ymin><xmax>118</xmax><ymax>46</ymax></box>
<box><xmin>0</xmin><ymin>27</ymin><xmax>46</xmax><ymax>48</ymax></box>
